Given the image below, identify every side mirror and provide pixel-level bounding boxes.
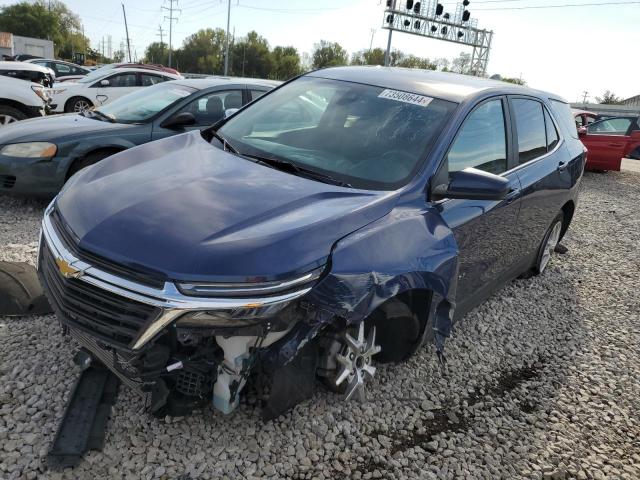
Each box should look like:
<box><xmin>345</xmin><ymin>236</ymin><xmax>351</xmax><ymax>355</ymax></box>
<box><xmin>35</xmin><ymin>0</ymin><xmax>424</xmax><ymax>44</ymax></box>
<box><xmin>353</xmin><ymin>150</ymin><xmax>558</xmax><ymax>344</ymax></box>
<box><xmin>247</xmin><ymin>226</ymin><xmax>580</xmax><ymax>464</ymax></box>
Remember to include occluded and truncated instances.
<box><xmin>224</xmin><ymin>108</ymin><xmax>239</xmax><ymax>118</ymax></box>
<box><xmin>432</xmin><ymin>168</ymin><xmax>510</xmax><ymax>201</ymax></box>
<box><xmin>160</xmin><ymin>111</ymin><xmax>196</xmax><ymax>129</ymax></box>
<box><xmin>578</xmin><ymin>126</ymin><xmax>587</xmax><ymax>137</ymax></box>
<box><xmin>100</xmin><ymin>79</ymin><xmax>110</xmax><ymax>86</ymax></box>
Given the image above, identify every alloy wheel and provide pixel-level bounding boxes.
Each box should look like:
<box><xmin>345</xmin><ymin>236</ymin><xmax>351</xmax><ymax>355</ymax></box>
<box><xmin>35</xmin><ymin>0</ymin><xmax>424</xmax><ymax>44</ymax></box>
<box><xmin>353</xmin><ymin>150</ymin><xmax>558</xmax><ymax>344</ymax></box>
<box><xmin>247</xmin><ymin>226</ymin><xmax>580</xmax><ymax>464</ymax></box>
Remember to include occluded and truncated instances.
<box><xmin>73</xmin><ymin>100</ymin><xmax>91</xmax><ymax>113</ymax></box>
<box><xmin>0</xmin><ymin>114</ymin><xmax>17</xmax><ymax>126</ymax></box>
<box><xmin>320</xmin><ymin>322</ymin><xmax>381</xmax><ymax>401</ymax></box>
<box><xmin>539</xmin><ymin>221</ymin><xmax>562</xmax><ymax>273</ymax></box>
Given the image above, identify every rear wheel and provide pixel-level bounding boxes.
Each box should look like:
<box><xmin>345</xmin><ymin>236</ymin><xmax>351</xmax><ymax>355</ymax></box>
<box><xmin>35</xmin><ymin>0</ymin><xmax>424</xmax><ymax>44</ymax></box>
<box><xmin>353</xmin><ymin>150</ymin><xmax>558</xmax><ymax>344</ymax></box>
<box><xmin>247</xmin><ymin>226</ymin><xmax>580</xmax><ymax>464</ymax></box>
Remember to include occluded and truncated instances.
<box><xmin>0</xmin><ymin>106</ymin><xmax>27</xmax><ymax>125</ymax></box>
<box><xmin>65</xmin><ymin>97</ymin><xmax>92</xmax><ymax>113</ymax></box>
<box><xmin>534</xmin><ymin>213</ymin><xmax>564</xmax><ymax>275</ymax></box>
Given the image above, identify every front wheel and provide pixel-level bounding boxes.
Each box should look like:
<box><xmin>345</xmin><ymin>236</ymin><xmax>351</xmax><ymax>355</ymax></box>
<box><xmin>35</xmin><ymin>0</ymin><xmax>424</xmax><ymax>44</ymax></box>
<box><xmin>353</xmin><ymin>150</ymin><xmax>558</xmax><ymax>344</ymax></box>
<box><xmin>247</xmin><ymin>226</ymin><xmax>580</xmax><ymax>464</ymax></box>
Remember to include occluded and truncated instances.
<box><xmin>65</xmin><ymin>97</ymin><xmax>92</xmax><ymax>113</ymax></box>
<box><xmin>0</xmin><ymin>106</ymin><xmax>27</xmax><ymax>125</ymax></box>
<box><xmin>534</xmin><ymin>213</ymin><xmax>564</xmax><ymax>274</ymax></box>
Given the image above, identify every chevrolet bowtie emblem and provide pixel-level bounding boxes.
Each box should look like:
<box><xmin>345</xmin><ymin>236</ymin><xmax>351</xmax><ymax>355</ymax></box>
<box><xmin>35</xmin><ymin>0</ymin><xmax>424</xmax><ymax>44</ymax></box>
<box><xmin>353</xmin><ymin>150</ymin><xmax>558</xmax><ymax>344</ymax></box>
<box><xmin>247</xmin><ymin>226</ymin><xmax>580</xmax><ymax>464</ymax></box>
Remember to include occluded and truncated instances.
<box><xmin>55</xmin><ymin>257</ymin><xmax>83</xmax><ymax>279</ymax></box>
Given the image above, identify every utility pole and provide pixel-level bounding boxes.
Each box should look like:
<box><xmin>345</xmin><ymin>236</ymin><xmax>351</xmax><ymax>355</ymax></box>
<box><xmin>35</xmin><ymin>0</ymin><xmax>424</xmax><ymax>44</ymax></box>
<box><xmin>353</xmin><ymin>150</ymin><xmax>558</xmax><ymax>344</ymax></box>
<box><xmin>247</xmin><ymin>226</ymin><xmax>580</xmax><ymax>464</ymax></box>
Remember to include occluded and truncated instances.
<box><xmin>582</xmin><ymin>91</ymin><xmax>589</xmax><ymax>104</ymax></box>
<box><xmin>384</xmin><ymin>0</ymin><xmax>396</xmax><ymax>66</ymax></box>
<box><xmin>369</xmin><ymin>28</ymin><xmax>376</xmax><ymax>52</ymax></box>
<box><xmin>224</xmin><ymin>0</ymin><xmax>231</xmax><ymax>75</ymax></box>
<box><xmin>163</xmin><ymin>0</ymin><xmax>180</xmax><ymax>68</ymax></box>
<box><xmin>157</xmin><ymin>25</ymin><xmax>165</xmax><ymax>63</ymax></box>
<box><xmin>122</xmin><ymin>3</ymin><xmax>132</xmax><ymax>62</ymax></box>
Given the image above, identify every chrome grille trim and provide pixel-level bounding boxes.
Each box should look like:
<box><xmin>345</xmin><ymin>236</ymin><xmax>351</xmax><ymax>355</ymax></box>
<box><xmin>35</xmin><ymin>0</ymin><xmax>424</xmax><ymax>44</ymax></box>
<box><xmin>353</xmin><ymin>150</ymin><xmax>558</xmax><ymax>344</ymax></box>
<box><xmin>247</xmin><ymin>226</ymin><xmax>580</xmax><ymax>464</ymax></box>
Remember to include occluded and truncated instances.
<box><xmin>41</xmin><ymin>203</ymin><xmax>311</xmax><ymax>350</ymax></box>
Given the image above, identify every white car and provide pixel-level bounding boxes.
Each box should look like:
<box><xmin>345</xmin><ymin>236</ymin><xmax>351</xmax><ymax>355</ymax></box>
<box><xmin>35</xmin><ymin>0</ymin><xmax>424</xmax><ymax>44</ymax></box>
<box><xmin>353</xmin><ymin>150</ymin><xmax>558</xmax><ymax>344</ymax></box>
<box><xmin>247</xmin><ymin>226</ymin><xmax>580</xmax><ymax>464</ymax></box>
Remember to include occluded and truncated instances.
<box><xmin>0</xmin><ymin>75</ymin><xmax>48</xmax><ymax>125</ymax></box>
<box><xmin>25</xmin><ymin>58</ymin><xmax>91</xmax><ymax>83</ymax></box>
<box><xmin>49</xmin><ymin>67</ymin><xmax>182</xmax><ymax>113</ymax></box>
<box><xmin>0</xmin><ymin>61</ymin><xmax>54</xmax><ymax>87</ymax></box>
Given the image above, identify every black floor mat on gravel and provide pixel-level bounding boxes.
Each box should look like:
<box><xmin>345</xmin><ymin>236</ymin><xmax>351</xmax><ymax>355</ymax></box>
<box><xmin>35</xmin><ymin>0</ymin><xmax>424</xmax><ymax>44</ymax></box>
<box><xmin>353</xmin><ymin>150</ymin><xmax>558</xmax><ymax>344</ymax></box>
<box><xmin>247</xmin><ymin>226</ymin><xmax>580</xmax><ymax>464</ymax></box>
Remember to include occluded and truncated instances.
<box><xmin>47</xmin><ymin>366</ymin><xmax>120</xmax><ymax>469</ymax></box>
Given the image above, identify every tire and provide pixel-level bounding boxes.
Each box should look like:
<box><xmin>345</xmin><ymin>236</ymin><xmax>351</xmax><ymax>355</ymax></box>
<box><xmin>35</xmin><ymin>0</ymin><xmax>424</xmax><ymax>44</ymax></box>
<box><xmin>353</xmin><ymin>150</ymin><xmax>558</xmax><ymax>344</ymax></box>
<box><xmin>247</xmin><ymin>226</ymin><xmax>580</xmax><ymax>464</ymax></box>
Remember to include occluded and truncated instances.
<box><xmin>65</xmin><ymin>97</ymin><xmax>93</xmax><ymax>113</ymax></box>
<box><xmin>0</xmin><ymin>105</ymin><xmax>27</xmax><ymax>125</ymax></box>
<box><xmin>366</xmin><ymin>298</ymin><xmax>420</xmax><ymax>363</ymax></box>
<box><xmin>630</xmin><ymin>147</ymin><xmax>640</xmax><ymax>161</ymax></box>
<box><xmin>67</xmin><ymin>150</ymin><xmax>117</xmax><ymax>178</ymax></box>
<box><xmin>533</xmin><ymin>213</ymin><xmax>564</xmax><ymax>275</ymax></box>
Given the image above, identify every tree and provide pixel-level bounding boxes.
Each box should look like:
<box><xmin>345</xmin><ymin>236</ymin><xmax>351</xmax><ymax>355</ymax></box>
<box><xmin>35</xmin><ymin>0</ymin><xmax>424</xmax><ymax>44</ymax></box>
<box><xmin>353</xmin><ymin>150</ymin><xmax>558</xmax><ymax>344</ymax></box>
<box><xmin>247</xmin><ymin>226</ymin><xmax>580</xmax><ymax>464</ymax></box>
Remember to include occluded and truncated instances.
<box><xmin>230</xmin><ymin>31</ymin><xmax>273</xmax><ymax>78</ymax></box>
<box><xmin>501</xmin><ymin>76</ymin><xmax>526</xmax><ymax>86</ymax></box>
<box><xmin>395</xmin><ymin>54</ymin><xmax>436</xmax><ymax>70</ymax></box>
<box><xmin>174</xmin><ymin>28</ymin><xmax>227</xmax><ymax>74</ymax></box>
<box><xmin>351</xmin><ymin>47</ymin><xmax>385</xmax><ymax>66</ymax></box>
<box><xmin>451</xmin><ymin>52</ymin><xmax>471</xmax><ymax>74</ymax></box>
<box><xmin>270</xmin><ymin>45</ymin><xmax>302</xmax><ymax>80</ymax></box>
<box><xmin>311</xmin><ymin>40</ymin><xmax>348</xmax><ymax>69</ymax></box>
<box><xmin>596</xmin><ymin>90</ymin><xmax>623</xmax><ymax>105</ymax></box>
<box><xmin>144</xmin><ymin>42</ymin><xmax>169</xmax><ymax>66</ymax></box>
<box><xmin>0</xmin><ymin>1</ymin><xmax>87</xmax><ymax>59</ymax></box>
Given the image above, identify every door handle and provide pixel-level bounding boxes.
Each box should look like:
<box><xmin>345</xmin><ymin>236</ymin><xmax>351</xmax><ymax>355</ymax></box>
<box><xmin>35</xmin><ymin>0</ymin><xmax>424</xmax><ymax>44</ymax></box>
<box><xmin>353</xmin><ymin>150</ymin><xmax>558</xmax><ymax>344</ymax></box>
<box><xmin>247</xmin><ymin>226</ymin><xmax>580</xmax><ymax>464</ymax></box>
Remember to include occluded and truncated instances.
<box><xmin>505</xmin><ymin>188</ymin><xmax>520</xmax><ymax>204</ymax></box>
<box><xmin>608</xmin><ymin>143</ymin><xmax>624</xmax><ymax>147</ymax></box>
<box><xmin>557</xmin><ymin>161</ymin><xmax>568</xmax><ymax>171</ymax></box>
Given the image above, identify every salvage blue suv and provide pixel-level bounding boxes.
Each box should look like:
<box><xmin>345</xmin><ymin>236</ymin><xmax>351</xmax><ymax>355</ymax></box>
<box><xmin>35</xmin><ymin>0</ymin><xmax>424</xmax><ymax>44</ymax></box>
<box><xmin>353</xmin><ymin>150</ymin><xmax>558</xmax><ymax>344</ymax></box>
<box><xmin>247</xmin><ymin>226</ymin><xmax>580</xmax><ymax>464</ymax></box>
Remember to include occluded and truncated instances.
<box><xmin>38</xmin><ymin>67</ymin><xmax>584</xmax><ymax>419</ymax></box>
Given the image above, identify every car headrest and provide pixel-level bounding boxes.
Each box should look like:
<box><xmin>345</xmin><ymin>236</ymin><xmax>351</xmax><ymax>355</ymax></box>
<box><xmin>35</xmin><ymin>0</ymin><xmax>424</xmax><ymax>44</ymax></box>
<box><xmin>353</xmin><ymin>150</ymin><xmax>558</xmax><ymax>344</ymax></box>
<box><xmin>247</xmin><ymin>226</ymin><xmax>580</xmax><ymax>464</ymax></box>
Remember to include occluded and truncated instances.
<box><xmin>206</xmin><ymin>96</ymin><xmax>224</xmax><ymax>117</ymax></box>
<box><xmin>224</xmin><ymin>92</ymin><xmax>243</xmax><ymax>110</ymax></box>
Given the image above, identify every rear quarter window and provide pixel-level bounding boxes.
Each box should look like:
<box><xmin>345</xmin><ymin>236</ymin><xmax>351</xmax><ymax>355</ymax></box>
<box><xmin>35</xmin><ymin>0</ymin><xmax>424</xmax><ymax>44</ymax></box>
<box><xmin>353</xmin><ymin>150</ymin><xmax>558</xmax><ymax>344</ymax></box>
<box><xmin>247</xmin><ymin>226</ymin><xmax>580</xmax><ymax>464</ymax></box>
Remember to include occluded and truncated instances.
<box><xmin>550</xmin><ymin>99</ymin><xmax>578</xmax><ymax>139</ymax></box>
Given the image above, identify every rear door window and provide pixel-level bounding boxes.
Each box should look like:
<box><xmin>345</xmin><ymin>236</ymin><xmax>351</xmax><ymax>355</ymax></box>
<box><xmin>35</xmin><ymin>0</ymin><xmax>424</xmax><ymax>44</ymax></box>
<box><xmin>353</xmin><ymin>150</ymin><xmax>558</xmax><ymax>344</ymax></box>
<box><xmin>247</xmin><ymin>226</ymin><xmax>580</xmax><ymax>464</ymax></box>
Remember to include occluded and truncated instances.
<box><xmin>250</xmin><ymin>89</ymin><xmax>268</xmax><ymax>101</ymax></box>
<box><xmin>512</xmin><ymin>98</ymin><xmax>547</xmax><ymax>164</ymax></box>
<box><xmin>544</xmin><ymin>108</ymin><xmax>559</xmax><ymax>150</ymax></box>
<box><xmin>550</xmin><ymin>99</ymin><xmax>578</xmax><ymax>139</ymax></box>
<box><xmin>447</xmin><ymin>98</ymin><xmax>508</xmax><ymax>176</ymax></box>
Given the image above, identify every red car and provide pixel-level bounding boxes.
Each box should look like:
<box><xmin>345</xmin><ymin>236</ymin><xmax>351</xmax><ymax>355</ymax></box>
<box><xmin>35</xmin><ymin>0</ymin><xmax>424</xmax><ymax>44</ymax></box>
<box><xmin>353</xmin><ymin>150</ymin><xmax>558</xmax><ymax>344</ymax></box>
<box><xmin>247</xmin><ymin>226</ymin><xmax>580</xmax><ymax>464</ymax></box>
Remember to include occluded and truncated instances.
<box><xmin>579</xmin><ymin>116</ymin><xmax>640</xmax><ymax>171</ymax></box>
<box><xmin>573</xmin><ymin>109</ymin><xmax>601</xmax><ymax>128</ymax></box>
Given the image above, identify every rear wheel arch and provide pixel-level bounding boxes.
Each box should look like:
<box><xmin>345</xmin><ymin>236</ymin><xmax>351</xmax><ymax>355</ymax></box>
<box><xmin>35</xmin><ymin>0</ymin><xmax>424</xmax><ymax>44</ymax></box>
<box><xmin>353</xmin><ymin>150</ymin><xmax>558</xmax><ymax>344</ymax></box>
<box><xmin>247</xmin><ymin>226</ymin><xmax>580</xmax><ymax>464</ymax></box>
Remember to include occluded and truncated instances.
<box><xmin>65</xmin><ymin>147</ymin><xmax>125</xmax><ymax>180</ymax></box>
<box><xmin>560</xmin><ymin>200</ymin><xmax>575</xmax><ymax>240</ymax></box>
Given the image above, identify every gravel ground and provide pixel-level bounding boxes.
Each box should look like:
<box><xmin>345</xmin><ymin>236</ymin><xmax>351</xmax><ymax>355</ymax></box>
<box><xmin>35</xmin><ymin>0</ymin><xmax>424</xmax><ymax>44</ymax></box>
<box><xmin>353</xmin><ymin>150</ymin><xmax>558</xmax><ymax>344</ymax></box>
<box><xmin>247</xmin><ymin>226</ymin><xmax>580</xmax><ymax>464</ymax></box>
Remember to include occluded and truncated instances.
<box><xmin>1</xmin><ymin>171</ymin><xmax>639</xmax><ymax>480</ymax></box>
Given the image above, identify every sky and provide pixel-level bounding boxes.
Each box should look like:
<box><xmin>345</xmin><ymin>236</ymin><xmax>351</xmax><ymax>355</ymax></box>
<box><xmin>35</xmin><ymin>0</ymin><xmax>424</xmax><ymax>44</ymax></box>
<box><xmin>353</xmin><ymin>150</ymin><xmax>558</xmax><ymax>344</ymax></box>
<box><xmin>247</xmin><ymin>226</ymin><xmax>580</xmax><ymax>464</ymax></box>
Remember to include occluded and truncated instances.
<box><xmin>2</xmin><ymin>0</ymin><xmax>639</xmax><ymax>102</ymax></box>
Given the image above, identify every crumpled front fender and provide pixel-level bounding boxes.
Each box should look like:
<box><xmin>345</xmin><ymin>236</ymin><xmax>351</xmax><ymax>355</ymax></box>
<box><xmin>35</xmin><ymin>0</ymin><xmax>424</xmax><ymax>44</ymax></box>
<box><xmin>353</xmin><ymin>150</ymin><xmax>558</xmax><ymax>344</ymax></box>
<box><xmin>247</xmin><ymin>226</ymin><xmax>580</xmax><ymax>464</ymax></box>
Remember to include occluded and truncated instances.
<box><xmin>307</xmin><ymin>204</ymin><xmax>458</xmax><ymax>348</ymax></box>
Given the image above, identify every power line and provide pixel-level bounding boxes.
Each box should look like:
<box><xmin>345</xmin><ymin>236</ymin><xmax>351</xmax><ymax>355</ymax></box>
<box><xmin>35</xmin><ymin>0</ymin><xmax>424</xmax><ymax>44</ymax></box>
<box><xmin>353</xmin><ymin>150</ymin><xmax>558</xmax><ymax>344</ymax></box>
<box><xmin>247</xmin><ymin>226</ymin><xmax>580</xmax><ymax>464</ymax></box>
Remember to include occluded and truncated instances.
<box><xmin>475</xmin><ymin>1</ymin><xmax>640</xmax><ymax>10</ymax></box>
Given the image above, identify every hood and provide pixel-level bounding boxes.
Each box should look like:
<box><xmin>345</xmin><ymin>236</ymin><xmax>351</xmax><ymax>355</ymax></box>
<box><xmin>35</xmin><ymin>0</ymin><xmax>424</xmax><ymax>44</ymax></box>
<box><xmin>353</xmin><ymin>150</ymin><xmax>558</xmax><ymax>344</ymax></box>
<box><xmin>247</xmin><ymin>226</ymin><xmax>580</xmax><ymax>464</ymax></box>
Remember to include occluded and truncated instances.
<box><xmin>56</xmin><ymin>131</ymin><xmax>398</xmax><ymax>282</ymax></box>
<box><xmin>0</xmin><ymin>61</ymin><xmax>50</xmax><ymax>73</ymax></box>
<box><xmin>0</xmin><ymin>114</ymin><xmax>135</xmax><ymax>145</ymax></box>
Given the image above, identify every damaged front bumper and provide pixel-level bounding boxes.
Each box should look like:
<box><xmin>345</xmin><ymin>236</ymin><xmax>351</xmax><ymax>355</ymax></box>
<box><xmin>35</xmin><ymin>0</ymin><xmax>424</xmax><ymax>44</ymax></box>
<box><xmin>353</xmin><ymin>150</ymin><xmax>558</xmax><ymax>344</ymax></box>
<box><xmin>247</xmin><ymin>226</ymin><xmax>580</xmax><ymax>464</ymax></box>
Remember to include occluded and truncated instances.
<box><xmin>38</xmin><ymin>204</ymin><xmax>328</xmax><ymax>416</ymax></box>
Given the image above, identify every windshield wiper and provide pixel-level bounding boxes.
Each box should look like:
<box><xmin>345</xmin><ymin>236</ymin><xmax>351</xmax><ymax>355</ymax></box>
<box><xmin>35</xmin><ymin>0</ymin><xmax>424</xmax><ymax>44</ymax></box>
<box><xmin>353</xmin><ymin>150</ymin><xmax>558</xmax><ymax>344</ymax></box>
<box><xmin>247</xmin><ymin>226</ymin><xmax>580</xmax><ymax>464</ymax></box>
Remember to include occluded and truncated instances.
<box><xmin>242</xmin><ymin>154</ymin><xmax>353</xmax><ymax>188</ymax></box>
<box><xmin>211</xmin><ymin>130</ymin><xmax>238</xmax><ymax>154</ymax></box>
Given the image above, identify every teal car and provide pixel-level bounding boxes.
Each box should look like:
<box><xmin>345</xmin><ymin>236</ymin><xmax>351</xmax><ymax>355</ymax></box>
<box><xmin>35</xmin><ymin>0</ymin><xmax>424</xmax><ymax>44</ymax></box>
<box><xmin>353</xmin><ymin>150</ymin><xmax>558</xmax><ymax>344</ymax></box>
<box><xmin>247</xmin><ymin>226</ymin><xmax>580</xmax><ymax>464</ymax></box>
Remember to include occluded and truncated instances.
<box><xmin>0</xmin><ymin>77</ymin><xmax>279</xmax><ymax>197</ymax></box>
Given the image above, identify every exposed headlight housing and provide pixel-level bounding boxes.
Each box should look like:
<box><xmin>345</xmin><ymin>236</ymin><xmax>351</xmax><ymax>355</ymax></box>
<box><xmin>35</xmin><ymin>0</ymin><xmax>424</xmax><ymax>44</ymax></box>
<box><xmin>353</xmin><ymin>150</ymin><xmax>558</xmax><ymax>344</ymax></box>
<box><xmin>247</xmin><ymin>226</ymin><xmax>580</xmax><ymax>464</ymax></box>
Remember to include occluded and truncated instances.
<box><xmin>176</xmin><ymin>304</ymin><xmax>287</xmax><ymax>329</ymax></box>
<box><xmin>176</xmin><ymin>266</ymin><xmax>324</xmax><ymax>298</ymax></box>
<box><xmin>0</xmin><ymin>142</ymin><xmax>57</xmax><ymax>158</ymax></box>
<box><xmin>31</xmin><ymin>85</ymin><xmax>49</xmax><ymax>101</ymax></box>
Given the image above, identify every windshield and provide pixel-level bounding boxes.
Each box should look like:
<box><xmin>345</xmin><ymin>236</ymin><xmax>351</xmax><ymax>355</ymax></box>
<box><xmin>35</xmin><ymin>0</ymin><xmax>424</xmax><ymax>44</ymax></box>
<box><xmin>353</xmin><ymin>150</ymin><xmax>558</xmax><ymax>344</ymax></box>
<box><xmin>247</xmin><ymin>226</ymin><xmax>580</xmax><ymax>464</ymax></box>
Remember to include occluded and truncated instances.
<box><xmin>218</xmin><ymin>76</ymin><xmax>456</xmax><ymax>190</ymax></box>
<box><xmin>93</xmin><ymin>83</ymin><xmax>194</xmax><ymax>123</ymax></box>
